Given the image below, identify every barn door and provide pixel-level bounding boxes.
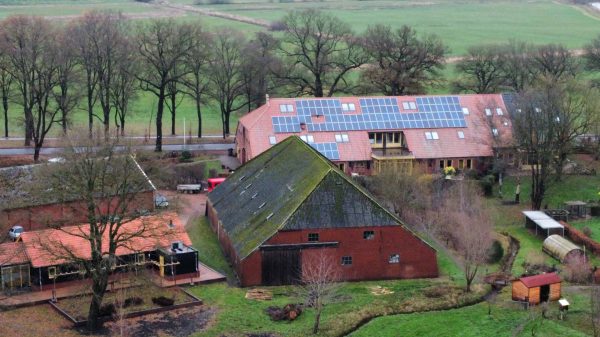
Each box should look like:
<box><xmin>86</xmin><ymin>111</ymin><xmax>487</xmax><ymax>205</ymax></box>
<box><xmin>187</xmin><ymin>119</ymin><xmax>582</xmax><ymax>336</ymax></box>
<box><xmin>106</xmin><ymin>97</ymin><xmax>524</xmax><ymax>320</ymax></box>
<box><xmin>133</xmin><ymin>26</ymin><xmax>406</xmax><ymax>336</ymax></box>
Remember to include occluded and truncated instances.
<box><xmin>261</xmin><ymin>249</ymin><xmax>301</xmax><ymax>286</ymax></box>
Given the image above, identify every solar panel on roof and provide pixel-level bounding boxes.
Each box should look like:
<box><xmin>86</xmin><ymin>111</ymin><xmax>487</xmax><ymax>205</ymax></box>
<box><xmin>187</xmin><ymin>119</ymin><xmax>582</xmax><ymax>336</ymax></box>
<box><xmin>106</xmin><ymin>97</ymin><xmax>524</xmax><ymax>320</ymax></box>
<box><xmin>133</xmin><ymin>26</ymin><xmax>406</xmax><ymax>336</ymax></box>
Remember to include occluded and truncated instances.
<box><xmin>309</xmin><ymin>142</ymin><xmax>340</xmax><ymax>160</ymax></box>
<box><xmin>272</xmin><ymin>96</ymin><xmax>467</xmax><ymax>134</ymax></box>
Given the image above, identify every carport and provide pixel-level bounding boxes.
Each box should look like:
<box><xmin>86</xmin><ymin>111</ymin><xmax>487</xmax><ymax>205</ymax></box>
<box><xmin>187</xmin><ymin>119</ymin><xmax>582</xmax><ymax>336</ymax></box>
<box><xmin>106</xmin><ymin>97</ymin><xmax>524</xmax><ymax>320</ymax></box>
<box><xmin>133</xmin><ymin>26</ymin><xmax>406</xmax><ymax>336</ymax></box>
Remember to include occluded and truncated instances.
<box><xmin>523</xmin><ymin>211</ymin><xmax>565</xmax><ymax>237</ymax></box>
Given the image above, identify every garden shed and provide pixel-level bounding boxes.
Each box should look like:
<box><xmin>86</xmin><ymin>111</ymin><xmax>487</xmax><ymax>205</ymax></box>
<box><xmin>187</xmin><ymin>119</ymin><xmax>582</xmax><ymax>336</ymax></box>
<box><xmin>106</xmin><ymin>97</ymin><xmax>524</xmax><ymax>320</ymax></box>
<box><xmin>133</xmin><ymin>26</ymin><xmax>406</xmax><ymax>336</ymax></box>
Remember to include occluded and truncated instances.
<box><xmin>523</xmin><ymin>211</ymin><xmax>564</xmax><ymax>237</ymax></box>
<box><xmin>512</xmin><ymin>273</ymin><xmax>561</xmax><ymax>305</ymax></box>
<box><xmin>542</xmin><ymin>234</ymin><xmax>583</xmax><ymax>262</ymax></box>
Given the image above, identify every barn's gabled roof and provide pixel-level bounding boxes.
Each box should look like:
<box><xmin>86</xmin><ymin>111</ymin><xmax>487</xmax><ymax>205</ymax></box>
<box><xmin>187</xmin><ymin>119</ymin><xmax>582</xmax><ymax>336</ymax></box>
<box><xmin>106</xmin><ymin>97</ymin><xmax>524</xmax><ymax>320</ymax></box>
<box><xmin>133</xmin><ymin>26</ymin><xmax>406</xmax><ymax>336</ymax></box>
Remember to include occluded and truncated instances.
<box><xmin>208</xmin><ymin>136</ymin><xmax>431</xmax><ymax>259</ymax></box>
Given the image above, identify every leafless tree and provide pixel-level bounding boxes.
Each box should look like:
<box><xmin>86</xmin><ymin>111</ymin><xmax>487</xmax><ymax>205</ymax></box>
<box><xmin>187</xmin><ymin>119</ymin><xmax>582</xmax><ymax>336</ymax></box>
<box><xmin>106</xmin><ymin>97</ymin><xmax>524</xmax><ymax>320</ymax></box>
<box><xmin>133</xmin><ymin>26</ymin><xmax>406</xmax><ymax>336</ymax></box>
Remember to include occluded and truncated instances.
<box><xmin>0</xmin><ymin>16</ymin><xmax>62</xmax><ymax>160</ymax></box>
<box><xmin>241</xmin><ymin>32</ymin><xmax>281</xmax><ymax>112</ymax></box>
<box><xmin>111</xmin><ymin>35</ymin><xmax>139</xmax><ymax>137</ymax></box>
<box><xmin>54</xmin><ymin>29</ymin><xmax>81</xmax><ymax>134</ymax></box>
<box><xmin>361</xmin><ymin>24</ymin><xmax>447</xmax><ymax>95</ymax></box>
<box><xmin>498</xmin><ymin>40</ymin><xmax>536</xmax><ymax>92</ymax></box>
<box><xmin>585</xmin><ymin>35</ymin><xmax>600</xmax><ymax>79</ymax></box>
<box><xmin>181</xmin><ymin>23</ymin><xmax>212</xmax><ymax>138</ymax></box>
<box><xmin>296</xmin><ymin>251</ymin><xmax>342</xmax><ymax>334</ymax></box>
<box><xmin>38</xmin><ymin>132</ymin><xmax>165</xmax><ymax>331</ymax></box>
<box><xmin>277</xmin><ymin>9</ymin><xmax>368</xmax><ymax>97</ymax></box>
<box><xmin>136</xmin><ymin>19</ymin><xmax>194</xmax><ymax>151</ymax></box>
<box><xmin>0</xmin><ymin>53</ymin><xmax>13</xmax><ymax>138</ymax></box>
<box><xmin>208</xmin><ymin>29</ymin><xmax>247</xmax><ymax>138</ymax></box>
<box><xmin>453</xmin><ymin>44</ymin><xmax>506</xmax><ymax>94</ymax></box>
<box><xmin>532</xmin><ymin>44</ymin><xmax>578</xmax><ymax>82</ymax></box>
<box><xmin>165</xmin><ymin>67</ymin><xmax>184</xmax><ymax>136</ymax></box>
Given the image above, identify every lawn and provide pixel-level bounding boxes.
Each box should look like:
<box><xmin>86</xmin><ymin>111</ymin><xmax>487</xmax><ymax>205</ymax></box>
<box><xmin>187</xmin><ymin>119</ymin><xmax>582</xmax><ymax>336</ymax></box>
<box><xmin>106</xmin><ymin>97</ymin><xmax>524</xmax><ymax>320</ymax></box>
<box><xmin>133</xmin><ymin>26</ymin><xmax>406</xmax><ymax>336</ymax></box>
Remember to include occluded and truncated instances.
<box><xmin>187</xmin><ymin>216</ymin><xmax>236</xmax><ymax>281</ymax></box>
<box><xmin>571</xmin><ymin>218</ymin><xmax>600</xmax><ymax>242</ymax></box>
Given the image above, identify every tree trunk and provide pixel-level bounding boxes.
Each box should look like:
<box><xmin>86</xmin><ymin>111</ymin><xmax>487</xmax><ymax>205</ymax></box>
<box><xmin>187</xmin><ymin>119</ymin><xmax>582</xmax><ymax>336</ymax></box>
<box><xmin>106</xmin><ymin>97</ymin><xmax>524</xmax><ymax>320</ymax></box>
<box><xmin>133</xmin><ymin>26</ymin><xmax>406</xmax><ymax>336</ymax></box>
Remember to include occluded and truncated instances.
<box><xmin>33</xmin><ymin>144</ymin><xmax>41</xmax><ymax>162</ymax></box>
<box><xmin>170</xmin><ymin>91</ymin><xmax>176</xmax><ymax>136</ymax></box>
<box><xmin>315</xmin><ymin>75</ymin><xmax>323</xmax><ymax>98</ymax></box>
<box><xmin>196</xmin><ymin>95</ymin><xmax>202</xmax><ymax>138</ymax></box>
<box><xmin>120</xmin><ymin>117</ymin><xmax>125</xmax><ymax>137</ymax></box>
<box><xmin>87</xmin><ymin>274</ymin><xmax>109</xmax><ymax>332</ymax></box>
<box><xmin>224</xmin><ymin>111</ymin><xmax>230</xmax><ymax>136</ymax></box>
<box><xmin>312</xmin><ymin>307</ymin><xmax>321</xmax><ymax>334</ymax></box>
<box><xmin>61</xmin><ymin>109</ymin><xmax>68</xmax><ymax>134</ymax></box>
<box><xmin>87</xmin><ymin>87</ymin><xmax>94</xmax><ymax>138</ymax></box>
<box><xmin>24</xmin><ymin>108</ymin><xmax>33</xmax><ymax>146</ymax></box>
<box><xmin>155</xmin><ymin>88</ymin><xmax>165</xmax><ymax>152</ymax></box>
<box><xmin>2</xmin><ymin>93</ymin><xmax>7</xmax><ymax>138</ymax></box>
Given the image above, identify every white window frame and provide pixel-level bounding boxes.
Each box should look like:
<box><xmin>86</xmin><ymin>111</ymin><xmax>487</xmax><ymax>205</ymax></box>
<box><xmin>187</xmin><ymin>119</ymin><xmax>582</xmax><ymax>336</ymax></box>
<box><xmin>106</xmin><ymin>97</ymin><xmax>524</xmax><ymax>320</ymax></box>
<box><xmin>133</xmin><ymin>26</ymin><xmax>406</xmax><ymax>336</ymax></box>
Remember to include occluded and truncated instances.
<box><xmin>409</xmin><ymin>102</ymin><xmax>417</xmax><ymax>110</ymax></box>
<box><xmin>457</xmin><ymin>131</ymin><xmax>465</xmax><ymax>139</ymax></box>
<box><xmin>268</xmin><ymin>136</ymin><xmax>276</xmax><ymax>145</ymax></box>
<box><xmin>425</xmin><ymin>132</ymin><xmax>433</xmax><ymax>140</ymax></box>
<box><xmin>279</xmin><ymin>104</ymin><xmax>294</xmax><ymax>113</ymax></box>
<box><xmin>341</xmin><ymin>134</ymin><xmax>349</xmax><ymax>142</ymax></box>
<box><xmin>402</xmin><ymin>102</ymin><xmax>410</xmax><ymax>110</ymax></box>
<box><xmin>342</xmin><ymin>103</ymin><xmax>356</xmax><ymax>112</ymax></box>
<box><xmin>307</xmin><ymin>135</ymin><xmax>315</xmax><ymax>143</ymax></box>
<box><xmin>335</xmin><ymin>134</ymin><xmax>342</xmax><ymax>142</ymax></box>
<box><xmin>300</xmin><ymin>135</ymin><xmax>307</xmax><ymax>142</ymax></box>
<box><xmin>431</xmin><ymin>131</ymin><xmax>439</xmax><ymax>140</ymax></box>
<box><xmin>389</xmin><ymin>254</ymin><xmax>400</xmax><ymax>264</ymax></box>
<box><xmin>462</xmin><ymin>107</ymin><xmax>469</xmax><ymax>115</ymax></box>
<box><xmin>496</xmin><ymin>108</ymin><xmax>503</xmax><ymax>115</ymax></box>
<box><xmin>485</xmin><ymin>108</ymin><xmax>492</xmax><ymax>116</ymax></box>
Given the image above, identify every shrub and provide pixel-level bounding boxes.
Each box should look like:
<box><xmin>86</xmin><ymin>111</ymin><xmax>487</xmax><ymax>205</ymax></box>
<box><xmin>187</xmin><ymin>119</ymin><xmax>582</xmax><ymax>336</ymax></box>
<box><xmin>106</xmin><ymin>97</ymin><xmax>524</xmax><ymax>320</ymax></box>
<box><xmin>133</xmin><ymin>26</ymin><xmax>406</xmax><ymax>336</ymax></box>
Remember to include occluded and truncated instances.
<box><xmin>99</xmin><ymin>303</ymin><xmax>115</xmax><ymax>317</ymax></box>
<box><xmin>179</xmin><ymin>150</ymin><xmax>192</xmax><ymax>163</ymax></box>
<box><xmin>443</xmin><ymin>166</ymin><xmax>456</xmax><ymax>176</ymax></box>
<box><xmin>152</xmin><ymin>296</ymin><xmax>175</xmax><ymax>307</ymax></box>
<box><xmin>123</xmin><ymin>297</ymin><xmax>144</xmax><ymax>308</ymax></box>
<box><xmin>486</xmin><ymin>240</ymin><xmax>504</xmax><ymax>263</ymax></box>
<box><xmin>479</xmin><ymin>174</ymin><xmax>495</xmax><ymax>196</ymax></box>
<box><xmin>563</xmin><ymin>255</ymin><xmax>592</xmax><ymax>284</ymax></box>
<box><xmin>269</xmin><ymin>20</ymin><xmax>287</xmax><ymax>31</ymax></box>
<box><xmin>583</xmin><ymin>226</ymin><xmax>593</xmax><ymax>238</ymax></box>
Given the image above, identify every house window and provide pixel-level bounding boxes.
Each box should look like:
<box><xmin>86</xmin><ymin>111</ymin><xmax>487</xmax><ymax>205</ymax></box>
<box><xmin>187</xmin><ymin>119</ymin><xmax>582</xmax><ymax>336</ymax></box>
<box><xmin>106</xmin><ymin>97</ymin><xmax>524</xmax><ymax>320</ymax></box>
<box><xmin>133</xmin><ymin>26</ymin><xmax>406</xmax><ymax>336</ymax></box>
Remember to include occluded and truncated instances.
<box><xmin>425</xmin><ymin>132</ymin><xmax>433</xmax><ymax>140</ymax></box>
<box><xmin>376</xmin><ymin>133</ymin><xmax>383</xmax><ymax>144</ymax></box>
<box><xmin>402</xmin><ymin>102</ymin><xmax>417</xmax><ymax>110</ymax></box>
<box><xmin>458</xmin><ymin>159</ymin><xmax>464</xmax><ymax>169</ymax></box>
<box><xmin>389</xmin><ymin>254</ymin><xmax>400</xmax><ymax>264</ymax></box>
<box><xmin>492</xmin><ymin>128</ymin><xmax>499</xmax><ymax>137</ymax></box>
<box><xmin>341</xmin><ymin>134</ymin><xmax>349</xmax><ymax>142</ymax></box>
<box><xmin>279</xmin><ymin>104</ymin><xmax>294</xmax><ymax>113</ymax></box>
<box><xmin>466</xmin><ymin>159</ymin><xmax>472</xmax><ymax>169</ymax></box>
<box><xmin>431</xmin><ymin>132</ymin><xmax>439</xmax><ymax>140</ymax></box>
<box><xmin>368</xmin><ymin>133</ymin><xmax>375</xmax><ymax>144</ymax></box>
<box><xmin>269</xmin><ymin>136</ymin><xmax>277</xmax><ymax>145</ymax></box>
<box><xmin>335</xmin><ymin>134</ymin><xmax>350</xmax><ymax>143</ymax></box>
<box><xmin>363</xmin><ymin>230</ymin><xmax>375</xmax><ymax>240</ymax></box>
<box><xmin>439</xmin><ymin>160</ymin><xmax>444</xmax><ymax>169</ymax></box>
<box><xmin>137</xmin><ymin>253</ymin><xmax>145</xmax><ymax>265</ymax></box>
<box><xmin>341</xmin><ymin>256</ymin><xmax>353</xmax><ymax>265</ymax></box>
<box><xmin>457</xmin><ymin>131</ymin><xmax>465</xmax><ymax>139</ymax></box>
<box><xmin>485</xmin><ymin>108</ymin><xmax>492</xmax><ymax>116</ymax></box>
<box><xmin>462</xmin><ymin>107</ymin><xmax>470</xmax><ymax>115</ymax></box>
<box><xmin>342</xmin><ymin>103</ymin><xmax>356</xmax><ymax>112</ymax></box>
<box><xmin>308</xmin><ymin>233</ymin><xmax>319</xmax><ymax>242</ymax></box>
<box><xmin>446</xmin><ymin>160</ymin><xmax>452</xmax><ymax>167</ymax></box>
<box><xmin>496</xmin><ymin>108</ymin><xmax>503</xmax><ymax>115</ymax></box>
<box><xmin>300</xmin><ymin>135</ymin><xmax>315</xmax><ymax>143</ymax></box>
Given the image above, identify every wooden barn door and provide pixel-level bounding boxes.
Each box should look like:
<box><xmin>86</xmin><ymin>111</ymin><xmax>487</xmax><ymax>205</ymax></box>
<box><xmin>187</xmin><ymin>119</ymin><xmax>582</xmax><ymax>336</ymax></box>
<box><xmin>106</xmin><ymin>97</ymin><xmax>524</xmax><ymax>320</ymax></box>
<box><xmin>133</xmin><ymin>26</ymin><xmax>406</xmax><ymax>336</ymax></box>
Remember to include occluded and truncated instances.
<box><xmin>261</xmin><ymin>249</ymin><xmax>301</xmax><ymax>286</ymax></box>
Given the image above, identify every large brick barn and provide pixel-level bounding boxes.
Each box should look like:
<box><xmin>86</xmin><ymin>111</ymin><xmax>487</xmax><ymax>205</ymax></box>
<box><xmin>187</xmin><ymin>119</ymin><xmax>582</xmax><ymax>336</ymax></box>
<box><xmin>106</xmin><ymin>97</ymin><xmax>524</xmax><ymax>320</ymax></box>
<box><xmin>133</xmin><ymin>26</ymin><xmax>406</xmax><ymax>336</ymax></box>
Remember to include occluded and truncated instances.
<box><xmin>235</xmin><ymin>94</ymin><xmax>514</xmax><ymax>175</ymax></box>
<box><xmin>206</xmin><ymin>136</ymin><xmax>438</xmax><ymax>286</ymax></box>
<box><xmin>0</xmin><ymin>156</ymin><xmax>156</xmax><ymax>232</ymax></box>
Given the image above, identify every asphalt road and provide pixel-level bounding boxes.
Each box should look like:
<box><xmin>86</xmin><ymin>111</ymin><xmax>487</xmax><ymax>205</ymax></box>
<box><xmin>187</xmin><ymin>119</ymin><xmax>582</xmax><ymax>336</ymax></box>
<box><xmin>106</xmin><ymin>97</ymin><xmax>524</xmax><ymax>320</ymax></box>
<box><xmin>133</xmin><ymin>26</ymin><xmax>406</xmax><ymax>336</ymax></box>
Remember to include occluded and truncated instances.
<box><xmin>0</xmin><ymin>143</ymin><xmax>234</xmax><ymax>156</ymax></box>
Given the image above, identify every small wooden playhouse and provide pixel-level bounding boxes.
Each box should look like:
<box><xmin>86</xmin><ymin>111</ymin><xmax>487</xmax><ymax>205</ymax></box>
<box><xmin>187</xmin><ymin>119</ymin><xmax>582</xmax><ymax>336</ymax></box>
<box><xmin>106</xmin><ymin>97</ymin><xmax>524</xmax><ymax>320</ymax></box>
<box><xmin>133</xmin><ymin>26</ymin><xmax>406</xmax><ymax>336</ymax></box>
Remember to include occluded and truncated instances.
<box><xmin>512</xmin><ymin>273</ymin><xmax>561</xmax><ymax>305</ymax></box>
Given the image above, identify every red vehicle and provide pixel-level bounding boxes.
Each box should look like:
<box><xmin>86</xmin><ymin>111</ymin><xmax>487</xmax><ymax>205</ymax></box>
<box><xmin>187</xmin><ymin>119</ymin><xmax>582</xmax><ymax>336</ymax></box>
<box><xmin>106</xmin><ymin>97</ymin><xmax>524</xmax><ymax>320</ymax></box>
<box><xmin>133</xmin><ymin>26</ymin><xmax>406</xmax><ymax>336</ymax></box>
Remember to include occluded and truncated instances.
<box><xmin>207</xmin><ymin>177</ymin><xmax>226</xmax><ymax>192</ymax></box>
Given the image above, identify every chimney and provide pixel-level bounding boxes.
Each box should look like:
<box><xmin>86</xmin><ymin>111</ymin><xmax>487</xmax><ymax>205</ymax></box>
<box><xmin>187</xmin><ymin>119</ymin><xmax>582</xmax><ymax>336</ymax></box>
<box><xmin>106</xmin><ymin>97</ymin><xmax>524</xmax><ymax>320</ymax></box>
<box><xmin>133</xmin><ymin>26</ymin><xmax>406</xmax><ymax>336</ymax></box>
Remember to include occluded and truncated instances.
<box><xmin>168</xmin><ymin>219</ymin><xmax>174</xmax><ymax>228</ymax></box>
<box><xmin>265</xmin><ymin>93</ymin><xmax>270</xmax><ymax>106</ymax></box>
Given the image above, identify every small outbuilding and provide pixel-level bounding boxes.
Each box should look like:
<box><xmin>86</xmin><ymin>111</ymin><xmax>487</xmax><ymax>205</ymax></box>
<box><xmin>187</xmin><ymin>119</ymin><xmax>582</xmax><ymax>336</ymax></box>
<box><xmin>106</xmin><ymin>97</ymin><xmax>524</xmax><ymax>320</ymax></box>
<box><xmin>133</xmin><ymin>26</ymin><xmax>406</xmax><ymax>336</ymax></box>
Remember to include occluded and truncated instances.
<box><xmin>523</xmin><ymin>211</ymin><xmax>564</xmax><ymax>237</ymax></box>
<box><xmin>512</xmin><ymin>273</ymin><xmax>561</xmax><ymax>305</ymax></box>
<box><xmin>543</xmin><ymin>234</ymin><xmax>583</xmax><ymax>262</ymax></box>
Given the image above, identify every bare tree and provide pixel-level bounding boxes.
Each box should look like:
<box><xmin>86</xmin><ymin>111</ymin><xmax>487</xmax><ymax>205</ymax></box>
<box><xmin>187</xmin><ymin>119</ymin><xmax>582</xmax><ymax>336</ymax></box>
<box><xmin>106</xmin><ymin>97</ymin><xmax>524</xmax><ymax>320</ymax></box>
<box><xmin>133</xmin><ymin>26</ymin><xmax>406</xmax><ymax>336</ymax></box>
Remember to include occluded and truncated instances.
<box><xmin>0</xmin><ymin>53</ymin><xmax>13</xmax><ymax>138</ymax></box>
<box><xmin>136</xmin><ymin>19</ymin><xmax>194</xmax><ymax>151</ymax></box>
<box><xmin>241</xmin><ymin>32</ymin><xmax>281</xmax><ymax>112</ymax></box>
<box><xmin>38</xmin><ymin>132</ymin><xmax>163</xmax><ymax>331</ymax></box>
<box><xmin>453</xmin><ymin>44</ymin><xmax>505</xmax><ymax>94</ymax></box>
<box><xmin>585</xmin><ymin>35</ymin><xmax>600</xmax><ymax>85</ymax></box>
<box><xmin>54</xmin><ymin>29</ymin><xmax>81</xmax><ymax>134</ymax></box>
<box><xmin>181</xmin><ymin>24</ymin><xmax>212</xmax><ymax>138</ymax></box>
<box><xmin>209</xmin><ymin>29</ymin><xmax>248</xmax><ymax>138</ymax></box>
<box><xmin>111</xmin><ymin>34</ymin><xmax>139</xmax><ymax>137</ymax></box>
<box><xmin>296</xmin><ymin>252</ymin><xmax>342</xmax><ymax>334</ymax></box>
<box><xmin>278</xmin><ymin>9</ymin><xmax>368</xmax><ymax>97</ymax></box>
<box><xmin>361</xmin><ymin>24</ymin><xmax>447</xmax><ymax>95</ymax></box>
<box><xmin>498</xmin><ymin>40</ymin><xmax>536</xmax><ymax>92</ymax></box>
<box><xmin>532</xmin><ymin>44</ymin><xmax>578</xmax><ymax>82</ymax></box>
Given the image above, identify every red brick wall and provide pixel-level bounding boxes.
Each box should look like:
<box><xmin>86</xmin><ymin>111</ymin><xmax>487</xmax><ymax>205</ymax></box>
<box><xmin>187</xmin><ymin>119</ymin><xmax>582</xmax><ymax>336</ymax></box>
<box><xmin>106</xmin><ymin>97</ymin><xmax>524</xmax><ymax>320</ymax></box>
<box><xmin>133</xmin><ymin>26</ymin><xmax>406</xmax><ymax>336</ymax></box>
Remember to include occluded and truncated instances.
<box><xmin>0</xmin><ymin>191</ymin><xmax>155</xmax><ymax>233</ymax></box>
<box><xmin>239</xmin><ymin>225</ymin><xmax>438</xmax><ymax>287</ymax></box>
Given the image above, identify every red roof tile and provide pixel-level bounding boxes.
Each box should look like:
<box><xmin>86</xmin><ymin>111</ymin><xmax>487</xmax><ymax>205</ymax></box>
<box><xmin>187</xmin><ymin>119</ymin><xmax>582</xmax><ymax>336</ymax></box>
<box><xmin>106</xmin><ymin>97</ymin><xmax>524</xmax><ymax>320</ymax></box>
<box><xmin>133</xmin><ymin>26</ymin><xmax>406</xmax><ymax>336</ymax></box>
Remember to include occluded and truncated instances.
<box><xmin>0</xmin><ymin>242</ymin><xmax>29</xmax><ymax>266</ymax></box>
<box><xmin>237</xmin><ymin>94</ymin><xmax>514</xmax><ymax>163</ymax></box>
<box><xmin>518</xmin><ymin>273</ymin><xmax>561</xmax><ymax>288</ymax></box>
<box><xmin>20</xmin><ymin>213</ymin><xmax>191</xmax><ymax>268</ymax></box>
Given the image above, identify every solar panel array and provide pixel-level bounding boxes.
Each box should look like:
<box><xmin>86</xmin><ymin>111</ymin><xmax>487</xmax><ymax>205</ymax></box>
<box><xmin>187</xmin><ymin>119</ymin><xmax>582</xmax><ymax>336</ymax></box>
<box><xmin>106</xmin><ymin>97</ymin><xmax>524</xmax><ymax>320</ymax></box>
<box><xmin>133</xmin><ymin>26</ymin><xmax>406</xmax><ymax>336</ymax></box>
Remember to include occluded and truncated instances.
<box><xmin>271</xmin><ymin>96</ymin><xmax>467</xmax><ymax>133</ymax></box>
<box><xmin>309</xmin><ymin>142</ymin><xmax>340</xmax><ymax>160</ymax></box>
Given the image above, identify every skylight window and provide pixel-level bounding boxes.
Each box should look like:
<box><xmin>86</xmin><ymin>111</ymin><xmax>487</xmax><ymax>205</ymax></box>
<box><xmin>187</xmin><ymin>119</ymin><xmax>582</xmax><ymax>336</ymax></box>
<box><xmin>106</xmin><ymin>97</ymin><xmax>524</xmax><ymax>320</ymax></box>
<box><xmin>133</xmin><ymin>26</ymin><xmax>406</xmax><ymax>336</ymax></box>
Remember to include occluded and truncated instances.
<box><xmin>425</xmin><ymin>131</ymin><xmax>439</xmax><ymax>140</ymax></box>
<box><xmin>279</xmin><ymin>104</ymin><xmax>294</xmax><ymax>113</ymax></box>
<box><xmin>402</xmin><ymin>102</ymin><xmax>417</xmax><ymax>110</ymax></box>
<box><xmin>432</xmin><ymin>131</ymin><xmax>439</xmax><ymax>140</ymax></box>
<box><xmin>425</xmin><ymin>132</ymin><xmax>432</xmax><ymax>140</ymax></box>
<box><xmin>342</xmin><ymin>103</ymin><xmax>356</xmax><ymax>112</ymax></box>
<box><xmin>496</xmin><ymin>108</ymin><xmax>503</xmax><ymax>115</ymax></box>
<box><xmin>492</xmin><ymin>128</ymin><xmax>499</xmax><ymax>137</ymax></box>
<box><xmin>462</xmin><ymin>107</ymin><xmax>470</xmax><ymax>115</ymax></box>
<box><xmin>457</xmin><ymin>131</ymin><xmax>465</xmax><ymax>139</ymax></box>
<box><xmin>300</xmin><ymin>135</ymin><xmax>315</xmax><ymax>143</ymax></box>
<box><xmin>335</xmin><ymin>134</ymin><xmax>349</xmax><ymax>143</ymax></box>
<box><xmin>269</xmin><ymin>136</ymin><xmax>276</xmax><ymax>145</ymax></box>
<box><xmin>485</xmin><ymin>108</ymin><xmax>492</xmax><ymax>116</ymax></box>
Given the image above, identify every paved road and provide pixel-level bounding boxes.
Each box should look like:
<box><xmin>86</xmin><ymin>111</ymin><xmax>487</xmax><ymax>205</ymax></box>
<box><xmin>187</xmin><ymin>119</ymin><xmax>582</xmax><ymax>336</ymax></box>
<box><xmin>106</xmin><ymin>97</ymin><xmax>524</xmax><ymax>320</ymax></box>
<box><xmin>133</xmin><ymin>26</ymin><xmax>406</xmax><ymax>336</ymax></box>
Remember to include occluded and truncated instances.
<box><xmin>0</xmin><ymin>143</ymin><xmax>234</xmax><ymax>156</ymax></box>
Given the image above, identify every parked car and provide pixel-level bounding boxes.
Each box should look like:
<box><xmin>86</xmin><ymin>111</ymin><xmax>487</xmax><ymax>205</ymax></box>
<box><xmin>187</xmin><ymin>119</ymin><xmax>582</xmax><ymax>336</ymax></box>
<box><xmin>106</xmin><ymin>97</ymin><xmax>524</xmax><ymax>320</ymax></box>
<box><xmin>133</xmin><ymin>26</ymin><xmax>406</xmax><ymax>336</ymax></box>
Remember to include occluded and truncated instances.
<box><xmin>8</xmin><ymin>225</ymin><xmax>24</xmax><ymax>241</ymax></box>
<box><xmin>155</xmin><ymin>194</ymin><xmax>169</xmax><ymax>208</ymax></box>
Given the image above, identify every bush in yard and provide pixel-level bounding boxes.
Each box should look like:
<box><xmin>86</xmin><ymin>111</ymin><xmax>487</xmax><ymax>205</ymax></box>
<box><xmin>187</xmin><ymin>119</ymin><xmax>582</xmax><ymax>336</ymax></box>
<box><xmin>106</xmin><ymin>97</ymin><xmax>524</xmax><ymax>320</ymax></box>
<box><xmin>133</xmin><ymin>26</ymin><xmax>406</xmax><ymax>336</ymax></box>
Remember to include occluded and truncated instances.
<box><xmin>99</xmin><ymin>303</ymin><xmax>115</xmax><ymax>317</ymax></box>
<box><xmin>179</xmin><ymin>150</ymin><xmax>192</xmax><ymax>163</ymax></box>
<box><xmin>563</xmin><ymin>255</ymin><xmax>592</xmax><ymax>284</ymax></box>
<box><xmin>479</xmin><ymin>174</ymin><xmax>495</xmax><ymax>196</ymax></box>
<box><xmin>152</xmin><ymin>296</ymin><xmax>175</xmax><ymax>307</ymax></box>
<box><xmin>583</xmin><ymin>226</ymin><xmax>593</xmax><ymax>237</ymax></box>
<box><xmin>266</xmin><ymin>303</ymin><xmax>303</xmax><ymax>321</ymax></box>
<box><xmin>486</xmin><ymin>240</ymin><xmax>504</xmax><ymax>263</ymax></box>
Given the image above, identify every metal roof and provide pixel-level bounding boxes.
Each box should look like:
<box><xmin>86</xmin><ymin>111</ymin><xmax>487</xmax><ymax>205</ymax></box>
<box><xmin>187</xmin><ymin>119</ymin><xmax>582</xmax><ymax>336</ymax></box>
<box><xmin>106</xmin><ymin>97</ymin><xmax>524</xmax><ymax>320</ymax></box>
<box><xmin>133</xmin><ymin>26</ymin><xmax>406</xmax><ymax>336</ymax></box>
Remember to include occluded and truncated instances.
<box><xmin>523</xmin><ymin>211</ymin><xmax>564</xmax><ymax>229</ymax></box>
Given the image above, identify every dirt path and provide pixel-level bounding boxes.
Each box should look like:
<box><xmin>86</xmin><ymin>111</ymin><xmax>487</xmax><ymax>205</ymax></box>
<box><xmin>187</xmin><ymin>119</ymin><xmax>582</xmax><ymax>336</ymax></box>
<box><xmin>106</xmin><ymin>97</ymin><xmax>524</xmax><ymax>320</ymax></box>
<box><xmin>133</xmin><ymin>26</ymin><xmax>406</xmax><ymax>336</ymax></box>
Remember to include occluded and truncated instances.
<box><xmin>155</xmin><ymin>0</ymin><xmax>271</xmax><ymax>28</ymax></box>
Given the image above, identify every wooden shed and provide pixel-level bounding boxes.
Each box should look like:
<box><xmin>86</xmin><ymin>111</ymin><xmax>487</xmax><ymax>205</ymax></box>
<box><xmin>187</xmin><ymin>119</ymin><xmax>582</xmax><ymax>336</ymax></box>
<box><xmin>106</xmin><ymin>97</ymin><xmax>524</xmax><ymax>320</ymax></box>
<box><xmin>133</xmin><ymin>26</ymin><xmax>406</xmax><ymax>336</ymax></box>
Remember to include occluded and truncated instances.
<box><xmin>512</xmin><ymin>273</ymin><xmax>561</xmax><ymax>305</ymax></box>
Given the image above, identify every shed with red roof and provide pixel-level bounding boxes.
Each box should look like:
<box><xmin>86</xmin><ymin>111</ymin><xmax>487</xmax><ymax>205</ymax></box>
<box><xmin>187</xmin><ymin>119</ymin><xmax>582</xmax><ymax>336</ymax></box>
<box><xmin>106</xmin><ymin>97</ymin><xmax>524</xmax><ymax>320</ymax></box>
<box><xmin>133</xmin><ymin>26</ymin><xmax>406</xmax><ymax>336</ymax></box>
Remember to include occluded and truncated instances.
<box><xmin>512</xmin><ymin>273</ymin><xmax>561</xmax><ymax>304</ymax></box>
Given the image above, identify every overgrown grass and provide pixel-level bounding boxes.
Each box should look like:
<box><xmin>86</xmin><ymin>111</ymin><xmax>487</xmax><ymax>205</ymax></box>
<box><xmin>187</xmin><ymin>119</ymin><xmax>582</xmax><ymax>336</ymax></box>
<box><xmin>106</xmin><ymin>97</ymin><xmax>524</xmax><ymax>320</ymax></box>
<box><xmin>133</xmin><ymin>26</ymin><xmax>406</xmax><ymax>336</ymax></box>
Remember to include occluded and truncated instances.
<box><xmin>187</xmin><ymin>216</ymin><xmax>235</xmax><ymax>281</ymax></box>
